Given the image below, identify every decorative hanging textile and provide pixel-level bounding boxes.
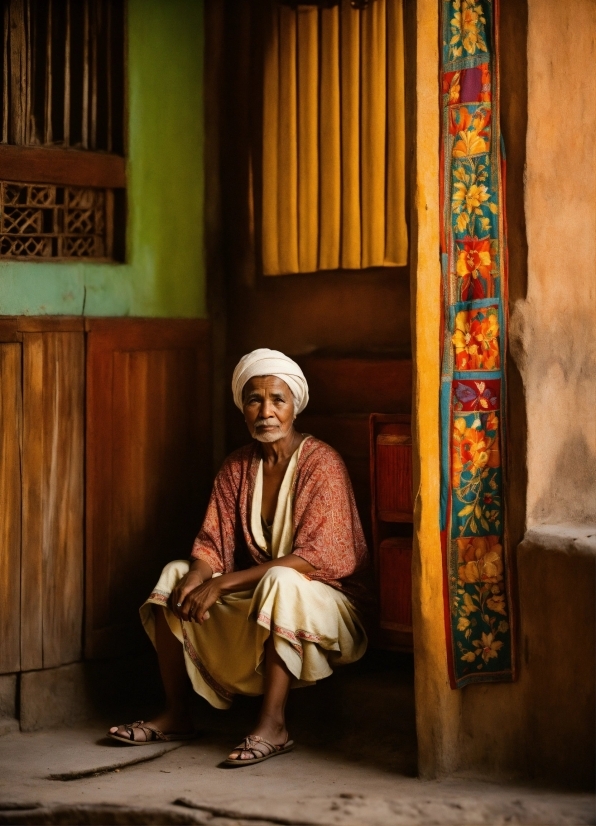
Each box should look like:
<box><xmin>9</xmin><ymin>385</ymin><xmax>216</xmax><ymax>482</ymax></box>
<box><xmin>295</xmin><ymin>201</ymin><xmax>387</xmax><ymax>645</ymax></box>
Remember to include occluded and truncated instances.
<box><xmin>439</xmin><ymin>0</ymin><xmax>515</xmax><ymax>688</ymax></box>
<box><xmin>261</xmin><ymin>0</ymin><xmax>407</xmax><ymax>275</ymax></box>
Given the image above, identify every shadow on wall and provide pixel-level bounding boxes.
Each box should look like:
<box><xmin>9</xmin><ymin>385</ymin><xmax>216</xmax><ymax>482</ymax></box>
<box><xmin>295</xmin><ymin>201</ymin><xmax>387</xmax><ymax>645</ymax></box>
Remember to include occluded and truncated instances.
<box><xmin>517</xmin><ymin>527</ymin><xmax>596</xmax><ymax>789</ymax></box>
<box><xmin>531</xmin><ymin>433</ymin><xmax>596</xmax><ymax>526</ymax></box>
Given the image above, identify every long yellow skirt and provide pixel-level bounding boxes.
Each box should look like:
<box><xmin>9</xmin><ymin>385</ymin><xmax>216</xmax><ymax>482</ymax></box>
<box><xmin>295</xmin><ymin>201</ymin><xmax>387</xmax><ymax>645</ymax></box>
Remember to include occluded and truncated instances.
<box><xmin>140</xmin><ymin>560</ymin><xmax>367</xmax><ymax>709</ymax></box>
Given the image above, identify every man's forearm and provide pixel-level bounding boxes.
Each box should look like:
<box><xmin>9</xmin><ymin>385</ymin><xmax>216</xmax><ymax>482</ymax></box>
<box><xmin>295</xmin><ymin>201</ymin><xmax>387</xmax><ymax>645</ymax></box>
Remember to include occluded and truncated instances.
<box><xmin>188</xmin><ymin>558</ymin><xmax>214</xmax><ymax>582</ymax></box>
<box><xmin>217</xmin><ymin>554</ymin><xmax>315</xmax><ymax>595</ymax></box>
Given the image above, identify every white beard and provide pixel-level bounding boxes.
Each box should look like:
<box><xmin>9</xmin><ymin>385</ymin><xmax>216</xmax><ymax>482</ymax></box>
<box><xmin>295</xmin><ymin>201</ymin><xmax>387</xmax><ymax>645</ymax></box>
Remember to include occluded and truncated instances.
<box><xmin>251</xmin><ymin>419</ymin><xmax>293</xmax><ymax>443</ymax></box>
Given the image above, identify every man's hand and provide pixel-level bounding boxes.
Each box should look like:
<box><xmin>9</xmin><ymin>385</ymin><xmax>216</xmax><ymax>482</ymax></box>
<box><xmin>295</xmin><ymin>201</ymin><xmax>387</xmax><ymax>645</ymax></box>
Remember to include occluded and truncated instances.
<box><xmin>170</xmin><ymin>570</ymin><xmax>204</xmax><ymax>620</ymax></box>
<box><xmin>176</xmin><ymin>578</ymin><xmax>223</xmax><ymax>624</ymax></box>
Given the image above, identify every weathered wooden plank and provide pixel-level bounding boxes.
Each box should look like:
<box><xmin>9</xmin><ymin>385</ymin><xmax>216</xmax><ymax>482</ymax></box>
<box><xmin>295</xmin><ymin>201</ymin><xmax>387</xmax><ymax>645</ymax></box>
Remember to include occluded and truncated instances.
<box><xmin>0</xmin><ymin>344</ymin><xmax>22</xmax><ymax>674</ymax></box>
<box><xmin>0</xmin><ymin>145</ymin><xmax>126</xmax><ymax>187</ymax></box>
<box><xmin>8</xmin><ymin>0</ymin><xmax>27</xmax><ymax>146</ymax></box>
<box><xmin>85</xmin><ymin>319</ymin><xmax>211</xmax><ymax>659</ymax></box>
<box><xmin>21</xmin><ymin>333</ymin><xmax>44</xmax><ymax>671</ymax></box>
<box><xmin>21</xmin><ymin>332</ymin><xmax>84</xmax><ymax>670</ymax></box>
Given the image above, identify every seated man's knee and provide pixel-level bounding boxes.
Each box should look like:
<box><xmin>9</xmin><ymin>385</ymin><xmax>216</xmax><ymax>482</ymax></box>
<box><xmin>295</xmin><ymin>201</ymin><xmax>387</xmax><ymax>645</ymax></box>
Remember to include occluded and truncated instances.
<box><xmin>259</xmin><ymin>565</ymin><xmax>303</xmax><ymax>590</ymax></box>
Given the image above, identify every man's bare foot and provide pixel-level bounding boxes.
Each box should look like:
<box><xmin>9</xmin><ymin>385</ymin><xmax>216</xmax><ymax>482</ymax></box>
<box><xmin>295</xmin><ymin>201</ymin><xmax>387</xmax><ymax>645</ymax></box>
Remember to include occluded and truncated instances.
<box><xmin>228</xmin><ymin>721</ymin><xmax>288</xmax><ymax>760</ymax></box>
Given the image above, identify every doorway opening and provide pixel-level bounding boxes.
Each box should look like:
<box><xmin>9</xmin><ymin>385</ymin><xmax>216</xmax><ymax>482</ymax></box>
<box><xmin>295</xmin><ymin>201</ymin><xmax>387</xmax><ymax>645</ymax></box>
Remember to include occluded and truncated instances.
<box><xmin>204</xmin><ymin>0</ymin><xmax>417</xmax><ymax>774</ymax></box>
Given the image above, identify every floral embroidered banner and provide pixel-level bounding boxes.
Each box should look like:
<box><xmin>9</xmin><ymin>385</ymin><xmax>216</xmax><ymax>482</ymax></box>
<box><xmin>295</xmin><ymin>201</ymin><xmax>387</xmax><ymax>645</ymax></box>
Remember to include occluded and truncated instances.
<box><xmin>440</xmin><ymin>0</ymin><xmax>515</xmax><ymax>688</ymax></box>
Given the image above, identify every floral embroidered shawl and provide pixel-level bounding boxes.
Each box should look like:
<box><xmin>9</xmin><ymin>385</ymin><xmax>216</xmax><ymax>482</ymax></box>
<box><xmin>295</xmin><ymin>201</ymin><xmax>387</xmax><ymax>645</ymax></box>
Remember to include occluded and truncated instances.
<box><xmin>191</xmin><ymin>437</ymin><xmax>370</xmax><ymax>610</ymax></box>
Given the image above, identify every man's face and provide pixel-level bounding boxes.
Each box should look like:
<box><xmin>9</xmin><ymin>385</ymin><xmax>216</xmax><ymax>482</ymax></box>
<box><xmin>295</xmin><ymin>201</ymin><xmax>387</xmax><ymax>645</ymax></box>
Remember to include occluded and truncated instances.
<box><xmin>242</xmin><ymin>376</ymin><xmax>295</xmax><ymax>443</ymax></box>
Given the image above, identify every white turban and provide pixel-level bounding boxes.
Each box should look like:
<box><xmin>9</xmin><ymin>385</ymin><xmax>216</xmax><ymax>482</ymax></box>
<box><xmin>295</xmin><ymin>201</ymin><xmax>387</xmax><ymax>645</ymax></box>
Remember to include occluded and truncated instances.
<box><xmin>232</xmin><ymin>348</ymin><xmax>309</xmax><ymax>415</ymax></box>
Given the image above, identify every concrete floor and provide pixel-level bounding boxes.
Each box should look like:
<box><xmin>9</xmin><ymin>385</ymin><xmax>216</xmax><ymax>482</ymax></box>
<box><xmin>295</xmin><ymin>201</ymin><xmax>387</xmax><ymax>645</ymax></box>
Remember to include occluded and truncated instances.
<box><xmin>0</xmin><ymin>653</ymin><xmax>593</xmax><ymax>825</ymax></box>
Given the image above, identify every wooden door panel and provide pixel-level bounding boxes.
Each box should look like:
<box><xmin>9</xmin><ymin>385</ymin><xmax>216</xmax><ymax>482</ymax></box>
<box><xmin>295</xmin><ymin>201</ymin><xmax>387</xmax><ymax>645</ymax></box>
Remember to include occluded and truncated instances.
<box><xmin>85</xmin><ymin>319</ymin><xmax>211</xmax><ymax>659</ymax></box>
<box><xmin>21</xmin><ymin>332</ymin><xmax>85</xmax><ymax>670</ymax></box>
<box><xmin>379</xmin><ymin>537</ymin><xmax>413</xmax><ymax>632</ymax></box>
<box><xmin>0</xmin><ymin>344</ymin><xmax>22</xmax><ymax>674</ymax></box>
<box><xmin>375</xmin><ymin>430</ymin><xmax>413</xmax><ymax>520</ymax></box>
<box><xmin>369</xmin><ymin>413</ymin><xmax>413</xmax><ymax>650</ymax></box>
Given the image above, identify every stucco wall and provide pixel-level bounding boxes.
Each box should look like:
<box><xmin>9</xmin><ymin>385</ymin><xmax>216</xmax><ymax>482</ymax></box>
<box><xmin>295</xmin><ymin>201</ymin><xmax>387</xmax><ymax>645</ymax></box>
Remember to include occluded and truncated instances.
<box><xmin>511</xmin><ymin>0</ymin><xmax>596</xmax><ymax>527</ymax></box>
<box><xmin>0</xmin><ymin>0</ymin><xmax>206</xmax><ymax>318</ymax></box>
<box><xmin>413</xmin><ymin>0</ymin><xmax>595</xmax><ymax>789</ymax></box>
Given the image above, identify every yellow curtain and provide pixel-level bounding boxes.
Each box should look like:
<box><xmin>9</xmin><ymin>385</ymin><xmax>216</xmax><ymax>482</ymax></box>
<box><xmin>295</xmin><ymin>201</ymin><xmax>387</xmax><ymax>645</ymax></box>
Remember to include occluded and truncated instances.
<box><xmin>261</xmin><ymin>0</ymin><xmax>407</xmax><ymax>276</ymax></box>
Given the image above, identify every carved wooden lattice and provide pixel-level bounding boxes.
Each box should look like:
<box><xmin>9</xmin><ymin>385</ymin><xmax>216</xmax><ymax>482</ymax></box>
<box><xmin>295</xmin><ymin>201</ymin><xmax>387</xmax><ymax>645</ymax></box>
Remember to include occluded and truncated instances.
<box><xmin>0</xmin><ymin>0</ymin><xmax>126</xmax><ymax>261</ymax></box>
<box><xmin>0</xmin><ymin>181</ymin><xmax>111</xmax><ymax>258</ymax></box>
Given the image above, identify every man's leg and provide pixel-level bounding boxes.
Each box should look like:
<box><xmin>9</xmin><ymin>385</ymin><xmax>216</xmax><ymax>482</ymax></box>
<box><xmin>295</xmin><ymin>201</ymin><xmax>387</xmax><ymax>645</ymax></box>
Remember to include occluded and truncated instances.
<box><xmin>110</xmin><ymin>607</ymin><xmax>194</xmax><ymax>739</ymax></box>
<box><xmin>228</xmin><ymin>632</ymin><xmax>291</xmax><ymax>759</ymax></box>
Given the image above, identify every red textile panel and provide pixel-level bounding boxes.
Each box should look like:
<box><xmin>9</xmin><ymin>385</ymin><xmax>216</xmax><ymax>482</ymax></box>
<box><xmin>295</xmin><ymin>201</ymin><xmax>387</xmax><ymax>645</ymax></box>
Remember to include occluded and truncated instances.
<box><xmin>375</xmin><ymin>430</ymin><xmax>413</xmax><ymax>521</ymax></box>
<box><xmin>379</xmin><ymin>537</ymin><xmax>413</xmax><ymax>632</ymax></box>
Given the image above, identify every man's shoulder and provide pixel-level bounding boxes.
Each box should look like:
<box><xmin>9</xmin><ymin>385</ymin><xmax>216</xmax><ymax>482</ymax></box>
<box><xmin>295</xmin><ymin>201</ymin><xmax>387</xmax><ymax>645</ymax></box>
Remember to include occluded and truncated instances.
<box><xmin>300</xmin><ymin>436</ymin><xmax>346</xmax><ymax>470</ymax></box>
<box><xmin>218</xmin><ymin>443</ymin><xmax>255</xmax><ymax>476</ymax></box>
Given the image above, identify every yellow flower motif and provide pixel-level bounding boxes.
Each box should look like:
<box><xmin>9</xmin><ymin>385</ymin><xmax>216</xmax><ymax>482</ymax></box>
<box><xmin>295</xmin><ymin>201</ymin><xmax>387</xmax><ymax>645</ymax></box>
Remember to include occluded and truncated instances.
<box><xmin>459</xmin><ymin>592</ymin><xmax>479</xmax><ymax>616</ymax></box>
<box><xmin>461</xmin><ymin>650</ymin><xmax>476</xmax><ymax>663</ymax></box>
<box><xmin>473</xmin><ymin>632</ymin><xmax>504</xmax><ymax>662</ymax></box>
<box><xmin>457</xmin><ymin>536</ymin><xmax>504</xmax><ymax>585</ymax></box>
<box><xmin>486</xmin><ymin>593</ymin><xmax>507</xmax><ymax>616</ymax></box>
<box><xmin>462</xmin><ymin>5</ymin><xmax>487</xmax><ymax>54</ymax></box>
<box><xmin>457</xmin><ymin>616</ymin><xmax>471</xmax><ymax>631</ymax></box>
<box><xmin>448</xmin><ymin>72</ymin><xmax>461</xmax><ymax>104</ymax></box>
<box><xmin>450</xmin><ymin>0</ymin><xmax>488</xmax><ymax>58</ymax></box>
<box><xmin>452</xmin><ymin>180</ymin><xmax>490</xmax><ymax>232</ymax></box>
<box><xmin>454</xmin><ymin>130</ymin><xmax>489</xmax><ymax>158</ymax></box>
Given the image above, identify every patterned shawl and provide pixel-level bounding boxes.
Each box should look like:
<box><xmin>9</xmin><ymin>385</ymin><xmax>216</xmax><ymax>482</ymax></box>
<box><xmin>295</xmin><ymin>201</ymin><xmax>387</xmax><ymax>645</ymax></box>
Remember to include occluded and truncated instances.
<box><xmin>191</xmin><ymin>436</ymin><xmax>370</xmax><ymax>610</ymax></box>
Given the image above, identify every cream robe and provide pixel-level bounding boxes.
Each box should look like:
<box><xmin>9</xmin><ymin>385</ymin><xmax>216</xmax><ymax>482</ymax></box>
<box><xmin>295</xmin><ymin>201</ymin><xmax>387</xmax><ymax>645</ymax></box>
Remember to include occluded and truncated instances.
<box><xmin>140</xmin><ymin>440</ymin><xmax>367</xmax><ymax>709</ymax></box>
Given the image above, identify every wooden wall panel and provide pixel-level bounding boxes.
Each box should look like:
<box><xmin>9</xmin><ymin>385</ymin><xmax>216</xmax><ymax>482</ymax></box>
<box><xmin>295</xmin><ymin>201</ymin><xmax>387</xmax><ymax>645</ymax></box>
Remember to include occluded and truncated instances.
<box><xmin>295</xmin><ymin>357</ymin><xmax>412</xmax><ymax>414</ymax></box>
<box><xmin>379</xmin><ymin>537</ymin><xmax>413</xmax><ymax>634</ymax></box>
<box><xmin>86</xmin><ymin>319</ymin><xmax>211</xmax><ymax>659</ymax></box>
<box><xmin>21</xmin><ymin>333</ymin><xmax>85</xmax><ymax>670</ymax></box>
<box><xmin>0</xmin><ymin>344</ymin><xmax>22</xmax><ymax>674</ymax></box>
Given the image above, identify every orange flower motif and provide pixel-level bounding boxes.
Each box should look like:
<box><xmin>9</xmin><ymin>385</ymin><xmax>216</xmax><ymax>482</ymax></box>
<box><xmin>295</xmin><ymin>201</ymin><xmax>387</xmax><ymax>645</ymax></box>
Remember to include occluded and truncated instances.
<box><xmin>457</xmin><ymin>536</ymin><xmax>504</xmax><ymax>584</ymax></box>
<box><xmin>455</xmin><ymin>238</ymin><xmax>496</xmax><ymax>300</ymax></box>
<box><xmin>452</xmin><ymin>106</ymin><xmax>491</xmax><ymax>157</ymax></box>
<box><xmin>460</xmin><ymin>425</ymin><xmax>490</xmax><ymax>470</ymax></box>
<box><xmin>451</xmin><ymin>417</ymin><xmax>466</xmax><ymax>488</ymax></box>
<box><xmin>452</xmin><ymin>310</ymin><xmax>500</xmax><ymax>370</ymax></box>
<box><xmin>479</xmin><ymin>63</ymin><xmax>491</xmax><ymax>101</ymax></box>
<box><xmin>452</xmin><ymin>417</ymin><xmax>500</xmax><ymax>483</ymax></box>
<box><xmin>485</xmin><ymin>411</ymin><xmax>499</xmax><ymax>433</ymax></box>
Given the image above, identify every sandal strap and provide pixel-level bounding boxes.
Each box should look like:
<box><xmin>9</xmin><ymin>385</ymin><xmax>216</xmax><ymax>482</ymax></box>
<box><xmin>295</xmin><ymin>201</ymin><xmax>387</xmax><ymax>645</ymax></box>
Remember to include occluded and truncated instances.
<box><xmin>234</xmin><ymin>734</ymin><xmax>281</xmax><ymax>759</ymax></box>
<box><xmin>124</xmin><ymin>721</ymin><xmax>166</xmax><ymax>743</ymax></box>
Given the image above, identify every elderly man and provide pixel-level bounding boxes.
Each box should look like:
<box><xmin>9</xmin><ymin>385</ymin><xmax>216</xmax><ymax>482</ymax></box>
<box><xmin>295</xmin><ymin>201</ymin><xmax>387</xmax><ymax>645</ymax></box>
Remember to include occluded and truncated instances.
<box><xmin>109</xmin><ymin>349</ymin><xmax>369</xmax><ymax>765</ymax></box>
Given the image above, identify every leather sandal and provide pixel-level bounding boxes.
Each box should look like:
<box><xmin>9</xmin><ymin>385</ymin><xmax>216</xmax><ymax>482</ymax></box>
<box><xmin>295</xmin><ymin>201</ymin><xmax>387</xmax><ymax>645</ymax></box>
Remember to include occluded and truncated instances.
<box><xmin>108</xmin><ymin>720</ymin><xmax>197</xmax><ymax>746</ymax></box>
<box><xmin>224</xmin><ymin>734</ymin><xmax>295</xmax><ymax>766</ymax></box>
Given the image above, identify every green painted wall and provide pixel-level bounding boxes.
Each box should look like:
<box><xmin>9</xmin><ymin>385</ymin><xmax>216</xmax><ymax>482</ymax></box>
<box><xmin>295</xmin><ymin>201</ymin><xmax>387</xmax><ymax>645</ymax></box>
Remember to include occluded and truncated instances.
<box><xmin>0</xmin><ymin>0</ymin><xmax>205</xmax><ymax>318</ymax></box>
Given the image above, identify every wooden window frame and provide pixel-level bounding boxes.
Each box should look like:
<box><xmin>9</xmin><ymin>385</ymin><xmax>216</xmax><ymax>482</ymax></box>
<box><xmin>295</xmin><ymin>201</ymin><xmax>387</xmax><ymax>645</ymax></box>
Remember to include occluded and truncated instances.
<box><xmin>0</xmin><ymin>0</ymin><xmax>127</xmax><ymax>262</ymax></box>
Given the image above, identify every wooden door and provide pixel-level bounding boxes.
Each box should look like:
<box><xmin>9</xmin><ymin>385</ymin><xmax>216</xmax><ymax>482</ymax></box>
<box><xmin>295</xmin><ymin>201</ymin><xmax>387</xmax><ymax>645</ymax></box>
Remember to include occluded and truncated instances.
<box><xmin>0</xmin><ymin>318</ymin><xmax>85</xmax><ymax>675</ymax></box>
<box><xmin>21</xmin><ymin>330</ymin><xmax>85</xmax><ymax>670</ymax></box>
<box><xmin>0</xmin><ymin>342</ymin><xmax>22</xmax><ymax>674</ymax></box>
<box><xmin>85</xmin><ymin>319</ymin><xmax>211</xmax><ymax>659</ymax></box>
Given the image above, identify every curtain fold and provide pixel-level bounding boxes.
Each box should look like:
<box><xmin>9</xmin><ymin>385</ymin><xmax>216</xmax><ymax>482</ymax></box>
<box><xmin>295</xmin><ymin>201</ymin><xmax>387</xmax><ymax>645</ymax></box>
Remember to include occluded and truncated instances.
<box><xmin>261</xmin><ymin>0</ymin><xmax>407</xmax><ymax>276</ymax></box>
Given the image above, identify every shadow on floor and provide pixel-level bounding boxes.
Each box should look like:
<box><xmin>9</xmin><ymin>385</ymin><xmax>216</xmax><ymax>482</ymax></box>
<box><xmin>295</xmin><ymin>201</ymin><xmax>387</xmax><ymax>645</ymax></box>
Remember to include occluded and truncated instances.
<box><xmin>86</xmin><ymin>646</ymin><xmax>417</xmax><ymax>777</ymax></box>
